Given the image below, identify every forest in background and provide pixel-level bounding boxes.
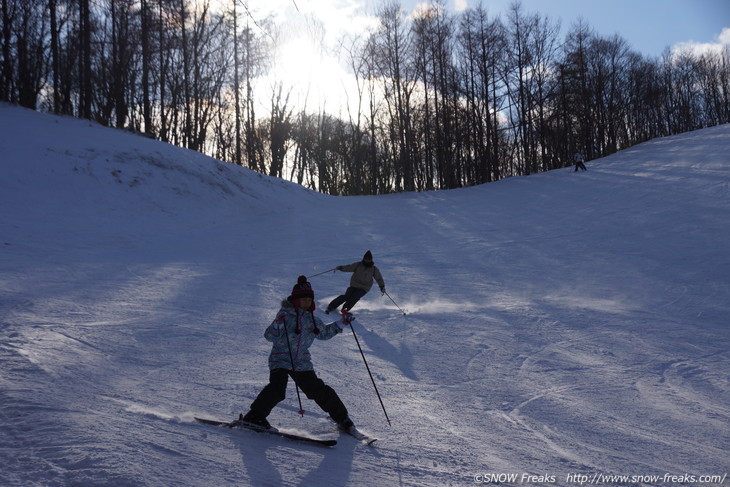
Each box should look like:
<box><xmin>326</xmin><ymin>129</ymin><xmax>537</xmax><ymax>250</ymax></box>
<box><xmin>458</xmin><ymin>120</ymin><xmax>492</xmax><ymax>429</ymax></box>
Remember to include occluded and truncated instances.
<box><xmin>2</xmin><ymin>0</ymin><xmax>729</xmax><ymax>195</ymax></box>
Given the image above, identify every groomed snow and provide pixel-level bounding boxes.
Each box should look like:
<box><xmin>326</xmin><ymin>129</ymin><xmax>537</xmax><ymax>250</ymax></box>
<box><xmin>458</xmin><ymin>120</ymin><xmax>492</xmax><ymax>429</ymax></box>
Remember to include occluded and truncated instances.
<box><xmin>1</xmin><ymin>104</ymin><xmax>728</xmax><ymax>486</ymax></box>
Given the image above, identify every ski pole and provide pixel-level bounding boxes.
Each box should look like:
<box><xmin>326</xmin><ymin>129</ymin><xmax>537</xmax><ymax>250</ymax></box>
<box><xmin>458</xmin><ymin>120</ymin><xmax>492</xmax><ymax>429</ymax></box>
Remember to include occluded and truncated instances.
<box><xmin>384</xmin><ymin>290</ymin><xmax>406</xmax><ymax>315</ymax></box>
<box><xmin>307</xmin><ymin>268</ymin><xmax>336</xmax><ymax>279</ymax></box>
<box><xmin>281</xmin><ymin>316</ymin><xmax>306</xmax><ymax>417</ymax></box>
<box><xmin>343</xmin><ymin>312</ymin><xmax>392</xmax><ymax>426</ymax></box>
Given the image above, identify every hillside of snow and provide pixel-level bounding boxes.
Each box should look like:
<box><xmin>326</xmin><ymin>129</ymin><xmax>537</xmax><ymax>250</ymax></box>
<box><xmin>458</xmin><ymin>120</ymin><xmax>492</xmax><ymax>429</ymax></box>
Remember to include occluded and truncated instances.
<box><xmin>1</xmin><ymin>103</ymin><xmax>728</xmax><ymax>486</ymax></box>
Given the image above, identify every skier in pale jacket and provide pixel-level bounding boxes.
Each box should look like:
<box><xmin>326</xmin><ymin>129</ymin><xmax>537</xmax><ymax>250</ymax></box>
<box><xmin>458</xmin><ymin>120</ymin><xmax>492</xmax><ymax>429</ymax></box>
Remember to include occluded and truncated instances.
<box><xmin>241</xmin><ymin>275</ymin><xmax>356</xmax><ymax>431</ymax></box>
<box><xmin>326</xmin><ymin>250</ymin><xmax>385</xmax><ymax>314</ymax></box>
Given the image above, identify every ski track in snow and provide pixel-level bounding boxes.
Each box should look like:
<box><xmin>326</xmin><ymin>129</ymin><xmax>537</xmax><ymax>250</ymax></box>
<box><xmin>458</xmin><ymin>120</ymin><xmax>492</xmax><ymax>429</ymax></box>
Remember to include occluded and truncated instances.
<box><xmin>1</xmin><ymin>104</ymin><xmax>729</xmax><ymax>486</ymax></box>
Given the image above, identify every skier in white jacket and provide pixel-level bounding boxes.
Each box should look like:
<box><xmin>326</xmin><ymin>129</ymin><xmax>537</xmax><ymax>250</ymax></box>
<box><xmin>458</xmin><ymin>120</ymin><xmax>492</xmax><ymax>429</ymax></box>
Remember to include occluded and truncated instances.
<box><xmin>326</xmin><ymin>250</ymin><xmax>385</xmax><ymax>314</ymax></box>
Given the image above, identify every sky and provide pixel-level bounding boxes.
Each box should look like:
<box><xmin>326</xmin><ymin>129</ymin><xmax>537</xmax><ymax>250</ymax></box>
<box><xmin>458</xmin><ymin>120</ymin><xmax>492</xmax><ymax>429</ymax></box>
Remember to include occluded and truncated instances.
<box><xmin>234</xmin><ymin>0</ymin><xmax>730</xmax><ymax>115</ymax></box>
<box><xmin>263</xmin><ymin>0</ymin><xmax>730</xmax><ymax>57</ymax></box>
<box><xmin>449</xmin><ymin>0</ymin><xmax>730</xmax><ymax>58</ymax></box>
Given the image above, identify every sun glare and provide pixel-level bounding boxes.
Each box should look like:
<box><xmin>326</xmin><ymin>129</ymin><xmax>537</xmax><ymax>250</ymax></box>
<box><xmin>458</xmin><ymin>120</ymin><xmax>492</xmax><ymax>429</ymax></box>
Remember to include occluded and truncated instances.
<box><xmin>206</xmin><ymin>0</ymin><xmax>377</xmax><ymax>116</ymax></box>
<box><xmin>273</xmin><ymin>35</ymin><xmax>351</xmax><ymax>114</ymax></box>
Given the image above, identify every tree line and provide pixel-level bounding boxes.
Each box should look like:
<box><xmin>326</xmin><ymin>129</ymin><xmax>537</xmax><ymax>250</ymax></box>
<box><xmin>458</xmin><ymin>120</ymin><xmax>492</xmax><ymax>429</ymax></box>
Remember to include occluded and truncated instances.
<box><xmin>2</xmin><ymin>0</ymin><xmax>729</xmax><ymax>195</ymax></box>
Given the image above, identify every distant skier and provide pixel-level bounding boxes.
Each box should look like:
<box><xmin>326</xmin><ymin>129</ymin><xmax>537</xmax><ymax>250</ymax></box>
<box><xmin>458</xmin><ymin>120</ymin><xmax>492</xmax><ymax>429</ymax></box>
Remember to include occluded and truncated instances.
<box><xmin>241</xmin><ymin>275</ymin><xmax>356</xmax><ymax>431</ymax></box>
<box><xmin>325</xmin><ymin>250</ymin><xmax>385</xmax><ymax>314</ymax></box>
<box><xmin>574</xmin><ymin>152</ymin><xmax>587</xmax><ymax>171</ymax></box>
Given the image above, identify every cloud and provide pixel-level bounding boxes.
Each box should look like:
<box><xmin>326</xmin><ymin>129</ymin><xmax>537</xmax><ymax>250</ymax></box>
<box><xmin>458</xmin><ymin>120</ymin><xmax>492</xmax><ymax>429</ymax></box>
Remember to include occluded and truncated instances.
<box><xmin>671</xmin><ymin>27</ymin><xmax>730</xmax><ymax>57</ymax></box>
<box><xmin>719</xmin><ymin>27</ymin><xmax>730</xmax><ymax>45</ymax></box>
<box><xmin>454</xmin><ymin>0</ymin><xmax>469</xmax><ymax>12</ymax></box>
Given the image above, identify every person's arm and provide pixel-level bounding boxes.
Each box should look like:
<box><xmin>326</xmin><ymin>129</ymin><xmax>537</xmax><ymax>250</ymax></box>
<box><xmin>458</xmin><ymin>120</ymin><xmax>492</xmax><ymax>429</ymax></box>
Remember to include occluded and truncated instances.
<box><xmin>374</xmin><ymin>266</ymin><xmax>385</xmax><ymax>292</ymax></box>
<box><xmin>337</xmin><ymin>261</ymin><xmax>360</xmax><ymax>273</ymax></box>
<box><xmin>264</xmin><ymin>312</ymin><xmax>287</xmax><ymax>342</ymax></box>
<box><xmin>317</xmin><ymin>315</ymin><xmax>345</xmax><ymax>340</ymax></box>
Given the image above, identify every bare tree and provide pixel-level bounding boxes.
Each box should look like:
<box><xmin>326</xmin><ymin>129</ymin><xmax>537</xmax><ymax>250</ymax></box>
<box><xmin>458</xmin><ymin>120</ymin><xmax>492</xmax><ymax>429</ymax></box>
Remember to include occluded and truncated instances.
<box><xmin>456</xmin><ymin>6</ymin><xmax>507</xmax><ymax>184</ymax></box>
<box><xmin>369</xmin><ymin>1</ymin><xmax>417</xmax><ymax>192</ymax></box>
<box><xmin>267</xmin><ymin>81</ymin><xmax>293</xmax><ymax>178</ymax></box>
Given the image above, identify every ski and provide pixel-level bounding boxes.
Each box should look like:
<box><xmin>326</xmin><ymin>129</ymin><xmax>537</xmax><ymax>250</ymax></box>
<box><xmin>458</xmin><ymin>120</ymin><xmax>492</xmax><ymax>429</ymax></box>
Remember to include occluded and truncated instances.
<box><xmin>326</xmin><ymin>417</ymin><xmax>378</xmax><ymax>445</ymax></box>
<box><xmin>195</xmin><ymin>416</ymin><xmax>337</xmax><ymax>447</ymax></box>
<box><xmin>340</xmin><ymin>425</ymin><xmax>378</xmax><ymax>446</ymax></box>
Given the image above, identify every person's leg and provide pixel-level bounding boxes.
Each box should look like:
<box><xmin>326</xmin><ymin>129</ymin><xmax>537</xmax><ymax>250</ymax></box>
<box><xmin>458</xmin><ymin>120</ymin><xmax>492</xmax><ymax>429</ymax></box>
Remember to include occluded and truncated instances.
<box><xmin>326</xmin><ymin>293</ymin><xmax>348</xmax><ymax>313</ymax></box>
<box><xmin>292</xmin><ymin>370</ymin><xmax>350</xmax><ymax>425</ymax></box>
<box><xmin>342</xmin><ymin>287</ymin><xmax>367</xmax><ymax>311</ymax></box>
<box><xmin>248</xmin><ymin>368</ymin><xmax>289</xmax><ymax>420</ymax></box>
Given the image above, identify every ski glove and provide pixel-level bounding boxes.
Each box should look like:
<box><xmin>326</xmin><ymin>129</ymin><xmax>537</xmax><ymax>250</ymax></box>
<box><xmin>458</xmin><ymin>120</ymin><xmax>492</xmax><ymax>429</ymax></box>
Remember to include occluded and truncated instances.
<box><xmin>272</xmin><ymin>315</ymin><xmax>286</xmax><ymax>331</ymax></box>
<box><xmin>336</xmin><ymin>313</ymin><xmax>355</xmax><ymax>330</ymax></box>
<box><xmin>380</xmin><ymin>286</ymin><xmax>386</xmax><ymax>295</ymax></box>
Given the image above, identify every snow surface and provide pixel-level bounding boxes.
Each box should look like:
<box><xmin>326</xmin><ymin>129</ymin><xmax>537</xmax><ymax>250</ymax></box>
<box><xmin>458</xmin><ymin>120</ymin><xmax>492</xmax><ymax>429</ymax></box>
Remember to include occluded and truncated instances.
<box><xmin>1</xmin><ymin>103</ymin><xmax>728</xmax><ymax>486</ymax></box>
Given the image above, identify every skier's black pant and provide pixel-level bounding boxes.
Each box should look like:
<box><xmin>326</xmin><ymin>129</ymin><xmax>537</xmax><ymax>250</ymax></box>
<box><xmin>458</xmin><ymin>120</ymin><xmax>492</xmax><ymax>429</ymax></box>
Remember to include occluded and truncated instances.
<box><xmin>249</xmin><ymin>368</ymin><xmax>349</xmax><ymax>423</ymax></box>
<box><xmin>327</xmin><ymin>286</ymin><xmax>367</xmax><ymax>312</ymax></box>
